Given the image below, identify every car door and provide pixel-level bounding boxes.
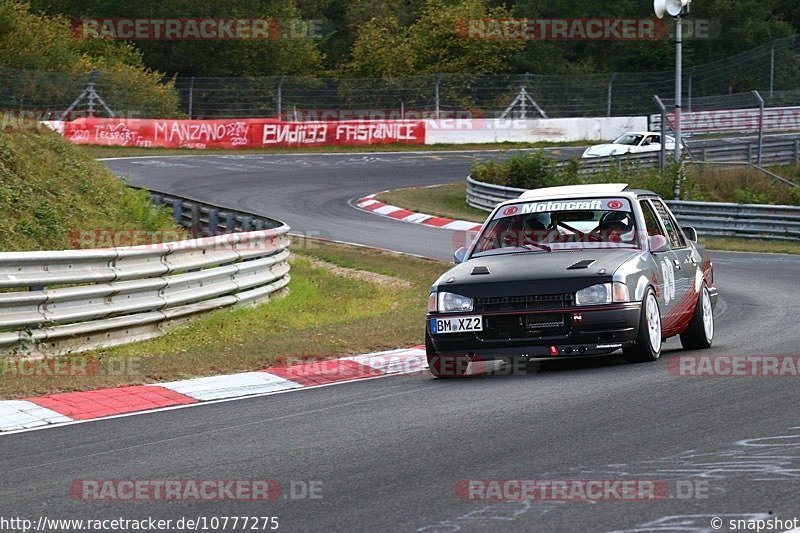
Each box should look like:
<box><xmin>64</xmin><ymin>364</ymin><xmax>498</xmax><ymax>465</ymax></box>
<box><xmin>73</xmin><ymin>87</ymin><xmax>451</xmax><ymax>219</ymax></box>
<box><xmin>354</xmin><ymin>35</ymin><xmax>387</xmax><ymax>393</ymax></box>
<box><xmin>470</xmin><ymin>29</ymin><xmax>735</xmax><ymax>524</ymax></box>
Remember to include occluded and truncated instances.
<box><xmin>639</xmin><ymin>199</ymin><xmax>680</xmax><ymax>318</ymax></box>
<box><xmin>648</xmin><ymin>134</ymin><xmax>662</xmax><ymax>153</ymax></box>
<box><xmin>650</xmin><ymin>199</ymin><xmax>697</xmax><ymax>329</ymax></box>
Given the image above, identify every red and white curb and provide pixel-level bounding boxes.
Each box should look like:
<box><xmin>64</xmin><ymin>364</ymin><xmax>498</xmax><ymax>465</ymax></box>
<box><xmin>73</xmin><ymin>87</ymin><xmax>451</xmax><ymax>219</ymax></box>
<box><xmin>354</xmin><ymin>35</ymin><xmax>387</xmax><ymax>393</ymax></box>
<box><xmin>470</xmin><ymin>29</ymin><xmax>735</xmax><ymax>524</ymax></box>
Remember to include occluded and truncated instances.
<box><xmin>0</xmin><ymin>346</ymin><xmax>426</xmax><ymax>433</ymax></box>
<box><xmin>355</xmin><ymin>193</ymin><xmax>483</xmax><ymax>232</ymax></box>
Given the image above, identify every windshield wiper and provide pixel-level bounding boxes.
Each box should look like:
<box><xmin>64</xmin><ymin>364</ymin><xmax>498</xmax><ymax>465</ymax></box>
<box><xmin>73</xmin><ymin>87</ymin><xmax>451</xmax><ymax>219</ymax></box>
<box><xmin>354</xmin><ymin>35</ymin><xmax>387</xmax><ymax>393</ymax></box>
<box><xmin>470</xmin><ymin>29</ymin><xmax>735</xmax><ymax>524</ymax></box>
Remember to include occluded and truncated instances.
<box><xmin>523</xmin><ymin>242</ymin><xmax>551</xmax><ymax>252</ymax></box>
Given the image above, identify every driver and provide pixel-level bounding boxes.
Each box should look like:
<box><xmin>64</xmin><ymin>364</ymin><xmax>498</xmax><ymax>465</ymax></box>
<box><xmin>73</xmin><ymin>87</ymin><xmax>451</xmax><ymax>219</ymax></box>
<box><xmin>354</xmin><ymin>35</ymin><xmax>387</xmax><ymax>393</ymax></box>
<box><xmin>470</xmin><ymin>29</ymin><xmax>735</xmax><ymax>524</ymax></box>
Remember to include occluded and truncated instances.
<box><xmin>522</xmin><ymin>213</ymin><xmax>558</xmax><ymax>245</ymax></box>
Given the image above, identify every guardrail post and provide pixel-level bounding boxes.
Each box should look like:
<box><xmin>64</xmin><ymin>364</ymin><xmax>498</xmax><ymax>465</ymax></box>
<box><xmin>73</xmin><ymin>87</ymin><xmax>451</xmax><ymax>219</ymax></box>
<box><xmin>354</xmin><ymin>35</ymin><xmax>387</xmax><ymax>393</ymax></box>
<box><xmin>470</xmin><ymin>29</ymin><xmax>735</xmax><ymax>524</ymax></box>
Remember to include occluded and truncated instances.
<box><xmin>795</xmin><ymin>140</ymin><xmax>800</xmax><ymax>165</ymax></box>
<box><xmin>172</xmin><ymin>200</ymin><xmax>183</xmax><ymax>223</ymax></box>
<box><xmin>255</xmin><ymin>219</ymin><xmax>265</xmax><ymax>230</ymax></box>
<box><xmin>752</xmin><ymin>90</ymin><xmax>765</xmax><ymax>166</ymax></box>
<box><xmin>224</xmin><ymin>212</ymin><xmax>236</xmax><ymax>233</ymax></box>
<box><xmin>747</xmin><ymin>144</ymin><xmax>753</xmax><ymax>164</ymax></box>
<box><xmin>152</xmin><ymin>195</ymin><xmax>163</xmax><ymax>206</ymax></box>
<box><xmin>242</xmin><ymin>216</ymin><xmax>252</xmax><ymax>232</ymax></box>
<box><xmin>652</xmin><ymin>95</ymin><xmax>667</xmax><ymax>172</ymax></box>
<box><xmin>190</xmin><ymin>204</ymin><xmax>201</xmax><ymax>236</ymax></box>
<box><xmin>208</xmin><ymin>209</ymin><xmax>219</xmax><ymax>235</ymax></box>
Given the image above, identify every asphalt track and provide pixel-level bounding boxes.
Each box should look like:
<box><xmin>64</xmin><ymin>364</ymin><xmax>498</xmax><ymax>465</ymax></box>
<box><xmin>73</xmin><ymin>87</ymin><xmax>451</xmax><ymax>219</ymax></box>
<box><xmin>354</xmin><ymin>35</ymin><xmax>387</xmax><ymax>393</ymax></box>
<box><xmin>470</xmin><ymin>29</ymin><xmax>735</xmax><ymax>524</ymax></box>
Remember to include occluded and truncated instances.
<box><xmin>1</xmin><ymin>149</ymin><xmax>799</xmax><ymax>532</ymax></box>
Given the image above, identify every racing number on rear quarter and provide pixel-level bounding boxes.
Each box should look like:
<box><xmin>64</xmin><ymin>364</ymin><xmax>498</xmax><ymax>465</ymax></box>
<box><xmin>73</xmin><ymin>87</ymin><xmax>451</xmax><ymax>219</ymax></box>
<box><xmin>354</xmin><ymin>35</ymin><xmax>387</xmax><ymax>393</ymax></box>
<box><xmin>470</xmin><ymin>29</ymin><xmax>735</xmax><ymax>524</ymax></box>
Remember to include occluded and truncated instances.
<box><xmin>661</xmin><ymin>260</ymin><xmax>676</xmax><ymax>304</ymax></box>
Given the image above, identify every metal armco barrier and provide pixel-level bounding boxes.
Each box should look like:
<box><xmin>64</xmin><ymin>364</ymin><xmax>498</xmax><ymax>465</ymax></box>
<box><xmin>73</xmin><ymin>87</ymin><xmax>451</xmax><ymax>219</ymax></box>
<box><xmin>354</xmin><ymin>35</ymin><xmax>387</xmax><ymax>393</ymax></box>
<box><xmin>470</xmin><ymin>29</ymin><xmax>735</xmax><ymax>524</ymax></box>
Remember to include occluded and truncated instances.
<box><xmin>466</xmin><ymin>176</ymin><xmax>800</xmax><ymax>240</ymax></box>
<box><xmin>0</xmin><ymin>192</ymin><xmax>291</xmax><ymax>356</ymax></box>
<box><xmin>552</xmin><ymin>137</ymin><xmax>800</xmax><ymax>174</ymax></box>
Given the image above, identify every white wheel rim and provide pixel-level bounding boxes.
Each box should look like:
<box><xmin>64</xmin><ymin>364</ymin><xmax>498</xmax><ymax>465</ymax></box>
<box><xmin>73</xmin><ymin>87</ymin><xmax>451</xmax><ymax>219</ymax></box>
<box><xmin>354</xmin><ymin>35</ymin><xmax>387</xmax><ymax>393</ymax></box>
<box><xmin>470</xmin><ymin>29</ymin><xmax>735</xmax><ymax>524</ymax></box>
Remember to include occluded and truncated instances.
<box><xmin>702</xmin><ymin>287</ymin><xmax>714</xmax><ymax>341</ymax></box>
<box><xmin>646</xmin><ymin>294</ymin><xmax>662</xmax><ymax>354</ymax></box>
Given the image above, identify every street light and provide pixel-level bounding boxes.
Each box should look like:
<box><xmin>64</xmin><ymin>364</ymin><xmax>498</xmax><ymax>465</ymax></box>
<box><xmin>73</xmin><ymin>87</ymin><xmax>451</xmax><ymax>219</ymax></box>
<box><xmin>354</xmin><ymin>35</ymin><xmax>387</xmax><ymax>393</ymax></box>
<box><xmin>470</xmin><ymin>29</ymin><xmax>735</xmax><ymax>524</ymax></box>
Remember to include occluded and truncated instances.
<box><xmin>654</xmin><ymin>0</ymin><xmax>691</xmax><ymax>162</ymax></box>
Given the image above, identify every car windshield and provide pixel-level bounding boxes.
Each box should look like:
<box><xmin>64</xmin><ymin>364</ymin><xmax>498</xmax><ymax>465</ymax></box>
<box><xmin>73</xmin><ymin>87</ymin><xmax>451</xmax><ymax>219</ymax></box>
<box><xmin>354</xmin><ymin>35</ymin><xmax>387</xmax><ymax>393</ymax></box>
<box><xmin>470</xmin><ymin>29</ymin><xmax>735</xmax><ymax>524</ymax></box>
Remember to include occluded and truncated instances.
<box><xmin>612</xmin><ymin>134</ymin><xmax>644</xmax><ymax>146</ymax></box>
<box><xmin>471</xmin><ymin>197</ymin><xmax>640</xmax><ymax>258</ymax></box>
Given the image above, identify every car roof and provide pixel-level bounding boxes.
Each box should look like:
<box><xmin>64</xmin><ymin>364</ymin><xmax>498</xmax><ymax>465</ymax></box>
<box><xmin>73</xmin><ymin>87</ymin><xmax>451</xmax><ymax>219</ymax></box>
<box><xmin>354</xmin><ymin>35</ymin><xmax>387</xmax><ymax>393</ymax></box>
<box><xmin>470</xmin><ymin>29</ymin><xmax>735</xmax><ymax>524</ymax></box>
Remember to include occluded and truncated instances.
<box><xmin>621</xmin><ymin>131</ymin><xmax>661</xmax><ymax>136</ymax></box>
<box><xmin>518</xmin><ymin>183</ymin><xmax>628</xmax><ymax>200</ymax></box>
<box><xmin>500</xmin><ymin>184</ymin><xmax>660</xmax><ymax>208</ymax></box>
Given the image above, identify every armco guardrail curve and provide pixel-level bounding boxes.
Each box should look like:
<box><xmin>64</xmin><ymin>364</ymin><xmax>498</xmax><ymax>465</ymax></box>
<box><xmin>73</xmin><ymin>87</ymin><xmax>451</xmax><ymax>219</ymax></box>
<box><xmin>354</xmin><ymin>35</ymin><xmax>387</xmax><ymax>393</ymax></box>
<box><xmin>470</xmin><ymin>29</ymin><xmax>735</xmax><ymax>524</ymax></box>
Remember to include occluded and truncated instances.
<box><xmin>0</xmin><ymin>192</ymin><xmax>291</xmax><ymax>356</ymax></box>
<box><xmin>466</xmin><ymin>176</ymin><xmax>800</xmax><ymax>241</ymax></box>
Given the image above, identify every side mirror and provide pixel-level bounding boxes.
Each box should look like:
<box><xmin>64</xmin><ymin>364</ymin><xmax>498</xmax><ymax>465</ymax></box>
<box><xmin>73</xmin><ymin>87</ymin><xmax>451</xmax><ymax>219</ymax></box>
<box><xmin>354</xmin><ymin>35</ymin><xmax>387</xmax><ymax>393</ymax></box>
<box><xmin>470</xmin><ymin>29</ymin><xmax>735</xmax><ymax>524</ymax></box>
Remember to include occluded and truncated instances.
<box><xmin>648</xmin><ymin>234</ymin><xmax>669</xmax><ymax>253</ymax></box>
<box><xmin>454</xmin><ymin>247</ymin><xmax>468</xmax><ymax>264</ymax></box>
<box><xmin>683</xmin><ymin>226</ymin><xmax>698</xmax><ymax>242</ymax></box>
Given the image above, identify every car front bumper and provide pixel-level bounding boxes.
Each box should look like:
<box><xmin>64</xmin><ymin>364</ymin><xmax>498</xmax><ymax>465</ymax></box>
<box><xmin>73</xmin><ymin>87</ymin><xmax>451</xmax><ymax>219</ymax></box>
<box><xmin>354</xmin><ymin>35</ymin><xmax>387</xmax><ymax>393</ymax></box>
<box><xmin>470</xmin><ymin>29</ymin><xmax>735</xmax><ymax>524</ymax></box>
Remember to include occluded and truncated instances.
<box><xmin>427</xmin><ymin>302</ymin><xmax>642</xmax><ymax>361</ymax></box>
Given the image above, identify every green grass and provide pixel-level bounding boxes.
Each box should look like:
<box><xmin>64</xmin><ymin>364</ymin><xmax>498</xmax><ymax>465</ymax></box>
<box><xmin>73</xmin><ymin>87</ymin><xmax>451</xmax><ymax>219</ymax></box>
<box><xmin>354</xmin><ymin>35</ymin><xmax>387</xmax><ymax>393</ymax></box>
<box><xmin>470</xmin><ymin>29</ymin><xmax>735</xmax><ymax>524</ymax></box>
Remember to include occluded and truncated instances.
<box><xmin>376</xmin><ymin>183</ymin><xmax>800</xmax><ymax>255</ymax></box>
<box><xmin>84</xmin><ymin>140</ymin><xmax>589</xmax><ymax>159</ymax></box>
<box><xmin>378</xmin><ymin>183</ymin><xmax>486</xmax><ymax>223</ymax></box>
<box><xmin>702</xmin><ymin>237</ymin><xmax>800</xmax><ymax>255</ymax></box>
<box><xmin>0</xmin><ymin>238</ymin><xmax>447</xmax><ymax>399</ymax></box>
<box><xmin>0</xmin><ymin>121</ymin><xmax>182</xmax><ymax>251</ymax></box>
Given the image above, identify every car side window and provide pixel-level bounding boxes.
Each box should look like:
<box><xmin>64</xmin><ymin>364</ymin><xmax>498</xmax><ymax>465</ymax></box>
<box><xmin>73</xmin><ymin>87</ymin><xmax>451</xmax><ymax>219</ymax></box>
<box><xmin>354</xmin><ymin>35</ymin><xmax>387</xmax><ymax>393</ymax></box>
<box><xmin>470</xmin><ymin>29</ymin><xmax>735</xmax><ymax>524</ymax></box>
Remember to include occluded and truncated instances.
<box><xmin>651</xmin><ymin>200</ymin><xmax>686</xmax><ymax>248</ymax></box>
<box><xmin>639</xmin><ymin>200</ymin><xmax>665</xmax><ymax>238</ymax></box>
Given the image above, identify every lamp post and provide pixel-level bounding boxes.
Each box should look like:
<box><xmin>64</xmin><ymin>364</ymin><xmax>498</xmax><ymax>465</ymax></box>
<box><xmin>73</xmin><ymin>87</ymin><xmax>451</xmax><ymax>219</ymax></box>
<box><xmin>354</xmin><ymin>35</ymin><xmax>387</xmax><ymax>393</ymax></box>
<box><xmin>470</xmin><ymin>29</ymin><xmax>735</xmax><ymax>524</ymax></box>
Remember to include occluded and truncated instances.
<box><xmin>654</xmin><ymin>0</ymin><xmax>691</xmax><ymax>162</ymax></box>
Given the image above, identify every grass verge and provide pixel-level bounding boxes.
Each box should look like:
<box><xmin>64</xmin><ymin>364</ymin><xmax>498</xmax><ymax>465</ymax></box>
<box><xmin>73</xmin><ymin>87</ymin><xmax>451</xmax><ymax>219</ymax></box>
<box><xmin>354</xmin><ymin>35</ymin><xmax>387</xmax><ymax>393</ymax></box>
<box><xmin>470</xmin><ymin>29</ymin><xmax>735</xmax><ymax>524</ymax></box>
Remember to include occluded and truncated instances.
<box><xmin>376</xmin><ymin>183</ymin><xmax>800</xmax><ymax>255</ymax></box>
<box><xmin>0</xmin><ymin>123</ymin><xmax>182</xmax><ymax>251</ymax></box>
<box><xmin>377</xmin><ymin>183</ymin><xmax>485</xmax><ymax>223</ymax></box>
<box><xmin>0</xmin><ymin>238</ymin><xmax>446</xmax><ymax>399</ymax></box>
<box><xmin>84</xmin><ymin>140</ymin><xmax>588</xmax><ymax>159</ymax></box>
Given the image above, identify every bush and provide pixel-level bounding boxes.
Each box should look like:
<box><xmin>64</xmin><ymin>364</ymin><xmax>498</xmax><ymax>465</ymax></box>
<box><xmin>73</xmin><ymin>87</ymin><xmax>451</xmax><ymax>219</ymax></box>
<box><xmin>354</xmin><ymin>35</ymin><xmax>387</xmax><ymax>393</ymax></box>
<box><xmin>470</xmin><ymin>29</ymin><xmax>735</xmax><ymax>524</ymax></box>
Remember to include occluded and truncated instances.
<box><xmin>470</xmin><ymin>150</ymin><xmax>576</xmax><ymax>189</ymax></box>
<box><xmin>789</xmin><ymin>186</ymin><xmax>800</xmax><ymax>206</ymax></box>
<box><xmin>734</xmin><ymin>187</ymin><xmax>771</xmax><ymax>205</ymax></box>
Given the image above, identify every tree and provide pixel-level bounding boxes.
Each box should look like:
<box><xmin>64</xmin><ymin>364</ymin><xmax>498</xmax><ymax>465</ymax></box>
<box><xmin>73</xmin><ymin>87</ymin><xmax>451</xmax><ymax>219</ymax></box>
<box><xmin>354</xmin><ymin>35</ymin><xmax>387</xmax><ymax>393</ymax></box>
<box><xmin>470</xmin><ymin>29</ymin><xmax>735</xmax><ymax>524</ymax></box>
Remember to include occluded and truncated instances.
<box><xmin>341</xmin><ymin>0</ymin><xmax>524</xmax><ymax>76</ymax></box>
<box><xmin>0</xmin><ymin>2</ymin><xmax>179</xmax><ymax>117</ymax></box>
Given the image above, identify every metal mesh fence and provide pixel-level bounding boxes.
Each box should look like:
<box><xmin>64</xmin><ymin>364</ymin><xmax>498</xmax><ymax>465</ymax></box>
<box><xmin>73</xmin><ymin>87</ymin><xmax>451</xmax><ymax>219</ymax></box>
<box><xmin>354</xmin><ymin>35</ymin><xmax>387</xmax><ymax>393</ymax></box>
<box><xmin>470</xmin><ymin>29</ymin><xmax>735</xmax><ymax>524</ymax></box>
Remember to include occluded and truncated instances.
<box><xmin>1</xmin><ymin>35</ymin><xmax>798</xmax><ymax>120</ymax></box>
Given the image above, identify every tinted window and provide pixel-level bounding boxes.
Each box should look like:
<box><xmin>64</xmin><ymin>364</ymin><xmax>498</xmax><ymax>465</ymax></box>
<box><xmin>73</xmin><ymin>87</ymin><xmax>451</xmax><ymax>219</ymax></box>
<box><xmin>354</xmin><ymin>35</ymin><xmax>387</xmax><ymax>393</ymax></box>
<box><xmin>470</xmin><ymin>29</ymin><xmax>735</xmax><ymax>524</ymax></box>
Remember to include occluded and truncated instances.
<box><xmin>639</xmin><ymin>200</ymin><xmax>664</xmax><ymax>238</ymax></box>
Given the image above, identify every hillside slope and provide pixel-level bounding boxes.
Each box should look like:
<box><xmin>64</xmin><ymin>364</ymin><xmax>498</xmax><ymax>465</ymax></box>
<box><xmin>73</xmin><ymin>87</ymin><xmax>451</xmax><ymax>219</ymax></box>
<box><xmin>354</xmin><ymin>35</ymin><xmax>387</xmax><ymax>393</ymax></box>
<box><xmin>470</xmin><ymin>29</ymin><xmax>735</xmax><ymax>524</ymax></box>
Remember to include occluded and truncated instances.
<box><xmin>0</xmin><ymin>123</ymin><xmax>180</xmax><ymax>251</ymax></box>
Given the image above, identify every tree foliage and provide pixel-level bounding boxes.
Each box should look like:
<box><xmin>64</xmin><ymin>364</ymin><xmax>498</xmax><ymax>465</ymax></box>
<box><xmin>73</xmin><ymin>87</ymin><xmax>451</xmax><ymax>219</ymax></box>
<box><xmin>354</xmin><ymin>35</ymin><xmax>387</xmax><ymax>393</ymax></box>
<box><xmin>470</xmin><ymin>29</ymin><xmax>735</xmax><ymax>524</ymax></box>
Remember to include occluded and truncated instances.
<box><xmin>342</xmin><ymin>0</ymin><xmax>524</xmax><ymax>77</ymax></box>
<box><xmin>0</xmin><ymin>2</ymin><xmax>179</xmax><ymax>116</ymax></box>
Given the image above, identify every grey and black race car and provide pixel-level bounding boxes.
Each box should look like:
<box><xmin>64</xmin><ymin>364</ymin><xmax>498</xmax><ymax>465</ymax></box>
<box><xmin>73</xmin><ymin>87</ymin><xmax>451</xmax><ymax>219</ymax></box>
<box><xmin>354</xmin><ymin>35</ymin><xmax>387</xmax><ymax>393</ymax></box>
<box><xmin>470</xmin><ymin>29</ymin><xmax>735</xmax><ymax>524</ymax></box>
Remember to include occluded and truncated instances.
<box><xmin>426</xmin><ymin>183</ymin><xmax>717</xmax><ymax>377</ymax></box>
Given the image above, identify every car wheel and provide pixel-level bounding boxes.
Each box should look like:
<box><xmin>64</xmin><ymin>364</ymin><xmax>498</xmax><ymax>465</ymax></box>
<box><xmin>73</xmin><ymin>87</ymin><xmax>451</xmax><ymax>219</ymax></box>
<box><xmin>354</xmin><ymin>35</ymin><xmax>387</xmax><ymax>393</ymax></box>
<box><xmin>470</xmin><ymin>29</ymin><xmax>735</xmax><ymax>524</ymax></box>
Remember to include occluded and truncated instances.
<box><xmin>679</xmin><ymin>285</ymin><xmax>714</xmax><ymax>350</ymax></box>
<box><xmin>426</xmin><ymin>330</ymin><xmax>468</xmax><ymax>378</ymax></box>
<box><xmin>623</xmin><ymin>288</ymin><xmax>662</xmax><ymax>363</ymax></box>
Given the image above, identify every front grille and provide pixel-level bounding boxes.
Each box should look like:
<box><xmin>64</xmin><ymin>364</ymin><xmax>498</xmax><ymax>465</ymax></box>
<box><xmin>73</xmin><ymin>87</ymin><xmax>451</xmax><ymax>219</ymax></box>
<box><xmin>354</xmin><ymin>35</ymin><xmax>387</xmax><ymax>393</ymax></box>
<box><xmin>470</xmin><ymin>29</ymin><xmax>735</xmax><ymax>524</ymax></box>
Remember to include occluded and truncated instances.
<box><xmin>474</xmin><ymin>293</ymin><xmax>573</xmax><ymax>313</ymax></box>
<box><xmin>479</xmin><ymin>313</ymin><xmax>570</xmax><ymax>340</ymax></box>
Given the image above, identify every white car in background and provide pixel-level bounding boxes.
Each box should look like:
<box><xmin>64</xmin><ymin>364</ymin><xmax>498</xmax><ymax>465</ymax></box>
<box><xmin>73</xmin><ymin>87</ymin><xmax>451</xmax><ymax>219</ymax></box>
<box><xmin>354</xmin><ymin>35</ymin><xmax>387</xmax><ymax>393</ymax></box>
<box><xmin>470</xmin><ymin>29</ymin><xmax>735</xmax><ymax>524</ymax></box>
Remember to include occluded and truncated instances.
<box><xmin>582</xmin><ymin>132</ymin><xmax>675</xmax><ymax>158</ymax></box>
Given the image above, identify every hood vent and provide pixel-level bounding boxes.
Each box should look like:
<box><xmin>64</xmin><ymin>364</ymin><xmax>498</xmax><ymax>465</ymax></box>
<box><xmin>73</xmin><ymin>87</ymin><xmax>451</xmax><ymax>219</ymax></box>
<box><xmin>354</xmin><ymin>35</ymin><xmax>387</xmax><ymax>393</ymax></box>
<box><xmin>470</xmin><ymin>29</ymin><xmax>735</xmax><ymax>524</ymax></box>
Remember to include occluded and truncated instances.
<box><xmin>566</xmin><ymin>259</ymin><xmax>596</xmax><ymax>270</ymax></box>
<box><xmin>471</xmin><ymin>265</ymin><xmax>490</xmax><ymax>275</ymax></box>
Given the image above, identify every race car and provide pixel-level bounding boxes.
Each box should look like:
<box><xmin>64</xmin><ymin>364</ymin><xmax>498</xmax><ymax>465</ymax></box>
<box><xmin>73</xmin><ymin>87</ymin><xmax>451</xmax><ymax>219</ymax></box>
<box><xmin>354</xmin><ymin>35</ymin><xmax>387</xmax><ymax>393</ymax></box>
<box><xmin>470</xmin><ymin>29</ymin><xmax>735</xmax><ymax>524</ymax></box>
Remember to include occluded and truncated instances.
<box><xmin>426</xmin><ymin>183</ymin><xmax>717</xmax><ymax>377</ymax></box>
<box><xmin>581</xmin><ymin>132</ymin><xmax>676</xmax><ymax>158</ymax></box>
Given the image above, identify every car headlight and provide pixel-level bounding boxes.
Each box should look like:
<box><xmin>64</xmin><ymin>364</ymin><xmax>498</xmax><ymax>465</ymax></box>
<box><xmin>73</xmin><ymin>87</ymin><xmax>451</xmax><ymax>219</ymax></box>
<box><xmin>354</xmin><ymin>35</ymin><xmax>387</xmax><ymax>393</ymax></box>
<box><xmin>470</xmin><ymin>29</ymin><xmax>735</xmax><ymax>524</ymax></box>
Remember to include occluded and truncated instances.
<box><xmin>437</xmin><ymin>292</ymin><xmax>474</xmax><ymax>313</ymax></box>
<box><xmin>575</xmin><ymin>283</ymin><xmax>629</xmax><ymax>305</ymax></box>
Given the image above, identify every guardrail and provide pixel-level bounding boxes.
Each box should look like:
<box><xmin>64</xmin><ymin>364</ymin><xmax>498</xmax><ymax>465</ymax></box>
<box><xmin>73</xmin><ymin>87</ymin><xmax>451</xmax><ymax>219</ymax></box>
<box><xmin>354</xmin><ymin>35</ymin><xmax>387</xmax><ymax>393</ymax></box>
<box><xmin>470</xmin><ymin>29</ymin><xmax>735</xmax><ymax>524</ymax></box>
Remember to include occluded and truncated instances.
<box><xmin>0</xmin><ymin>190</ymin><xmax>292</xmax><ymax>356</ymax></box>
<box><xmin>466</xmin><ymin>176</ymin><xmax>800</xmax><ymax>241</ymax></box>
<box><xmin>558</xmin><ymin>137</ymin><xmax>800</xmax><ymax>174</ymax></box>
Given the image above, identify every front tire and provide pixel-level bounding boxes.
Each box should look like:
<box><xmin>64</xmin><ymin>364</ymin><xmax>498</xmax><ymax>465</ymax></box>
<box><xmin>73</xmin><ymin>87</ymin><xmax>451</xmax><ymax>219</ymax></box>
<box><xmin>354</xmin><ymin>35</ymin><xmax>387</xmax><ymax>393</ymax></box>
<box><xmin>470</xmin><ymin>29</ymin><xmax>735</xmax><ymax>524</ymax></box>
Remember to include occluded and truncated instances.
<box><xmin>680</xmin><ymin>285</ymin><xmax>714</xmax><ymax>350</ymax></box>
<box><xmin>623</xmin><ymin>288</ymin><xmax>662</xmax><ymax>363</ymax></box>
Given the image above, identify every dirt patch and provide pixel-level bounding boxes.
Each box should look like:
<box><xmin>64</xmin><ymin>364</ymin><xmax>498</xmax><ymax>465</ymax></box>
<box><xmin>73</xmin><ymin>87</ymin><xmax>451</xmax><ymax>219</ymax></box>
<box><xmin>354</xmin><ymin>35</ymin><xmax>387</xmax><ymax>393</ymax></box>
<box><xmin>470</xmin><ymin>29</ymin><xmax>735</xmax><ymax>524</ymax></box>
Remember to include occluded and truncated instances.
<box><xmin>302</xmin><ymin>257</ymin><xmax>413</xmax><ymax>290</ymax></box>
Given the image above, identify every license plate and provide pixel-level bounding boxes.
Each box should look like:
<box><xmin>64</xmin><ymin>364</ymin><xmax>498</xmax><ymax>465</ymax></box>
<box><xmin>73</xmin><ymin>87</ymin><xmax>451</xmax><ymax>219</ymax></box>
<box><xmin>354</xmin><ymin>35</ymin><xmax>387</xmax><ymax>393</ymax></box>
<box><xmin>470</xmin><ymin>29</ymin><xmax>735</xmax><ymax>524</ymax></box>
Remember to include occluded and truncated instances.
<box><xmin>430</xmin><ymin>316</ymin><xmax>483</xmax><ymax>334</ymax></box>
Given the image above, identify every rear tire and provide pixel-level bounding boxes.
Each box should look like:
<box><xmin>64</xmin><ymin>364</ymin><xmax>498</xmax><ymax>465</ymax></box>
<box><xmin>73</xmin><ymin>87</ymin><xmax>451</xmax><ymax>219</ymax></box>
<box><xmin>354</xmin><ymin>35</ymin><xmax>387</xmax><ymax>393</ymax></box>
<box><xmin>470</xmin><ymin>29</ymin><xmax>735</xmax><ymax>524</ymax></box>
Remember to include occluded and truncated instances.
<box><xmin>426</xmin><ymin>330</ymin><xmax>468</xmax><ymax>378</ymax></box>
<box><xmin>623</xmin><ymin>288</ymin><xmax>662</xmax><ymax>363</ymax></box>
<box><xmin>680</xmin><ymin>285</ymin><xmax>714</xmax><ymax>350</ymax></box>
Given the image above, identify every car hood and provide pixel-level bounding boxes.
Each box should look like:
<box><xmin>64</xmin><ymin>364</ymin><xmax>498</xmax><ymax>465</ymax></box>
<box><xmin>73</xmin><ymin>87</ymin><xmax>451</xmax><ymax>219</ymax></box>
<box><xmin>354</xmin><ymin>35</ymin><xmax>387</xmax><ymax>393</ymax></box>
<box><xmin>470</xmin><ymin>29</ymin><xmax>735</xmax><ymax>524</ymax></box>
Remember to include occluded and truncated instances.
<box><xmin>582</xmin><ymin>144</ymin><xmax>629</xmax><ymax>157</ymax></box>
<box><xmin>434</xmin><ymin>248</ymin><xmax>642</xmax><ymax>298</ymax></box>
